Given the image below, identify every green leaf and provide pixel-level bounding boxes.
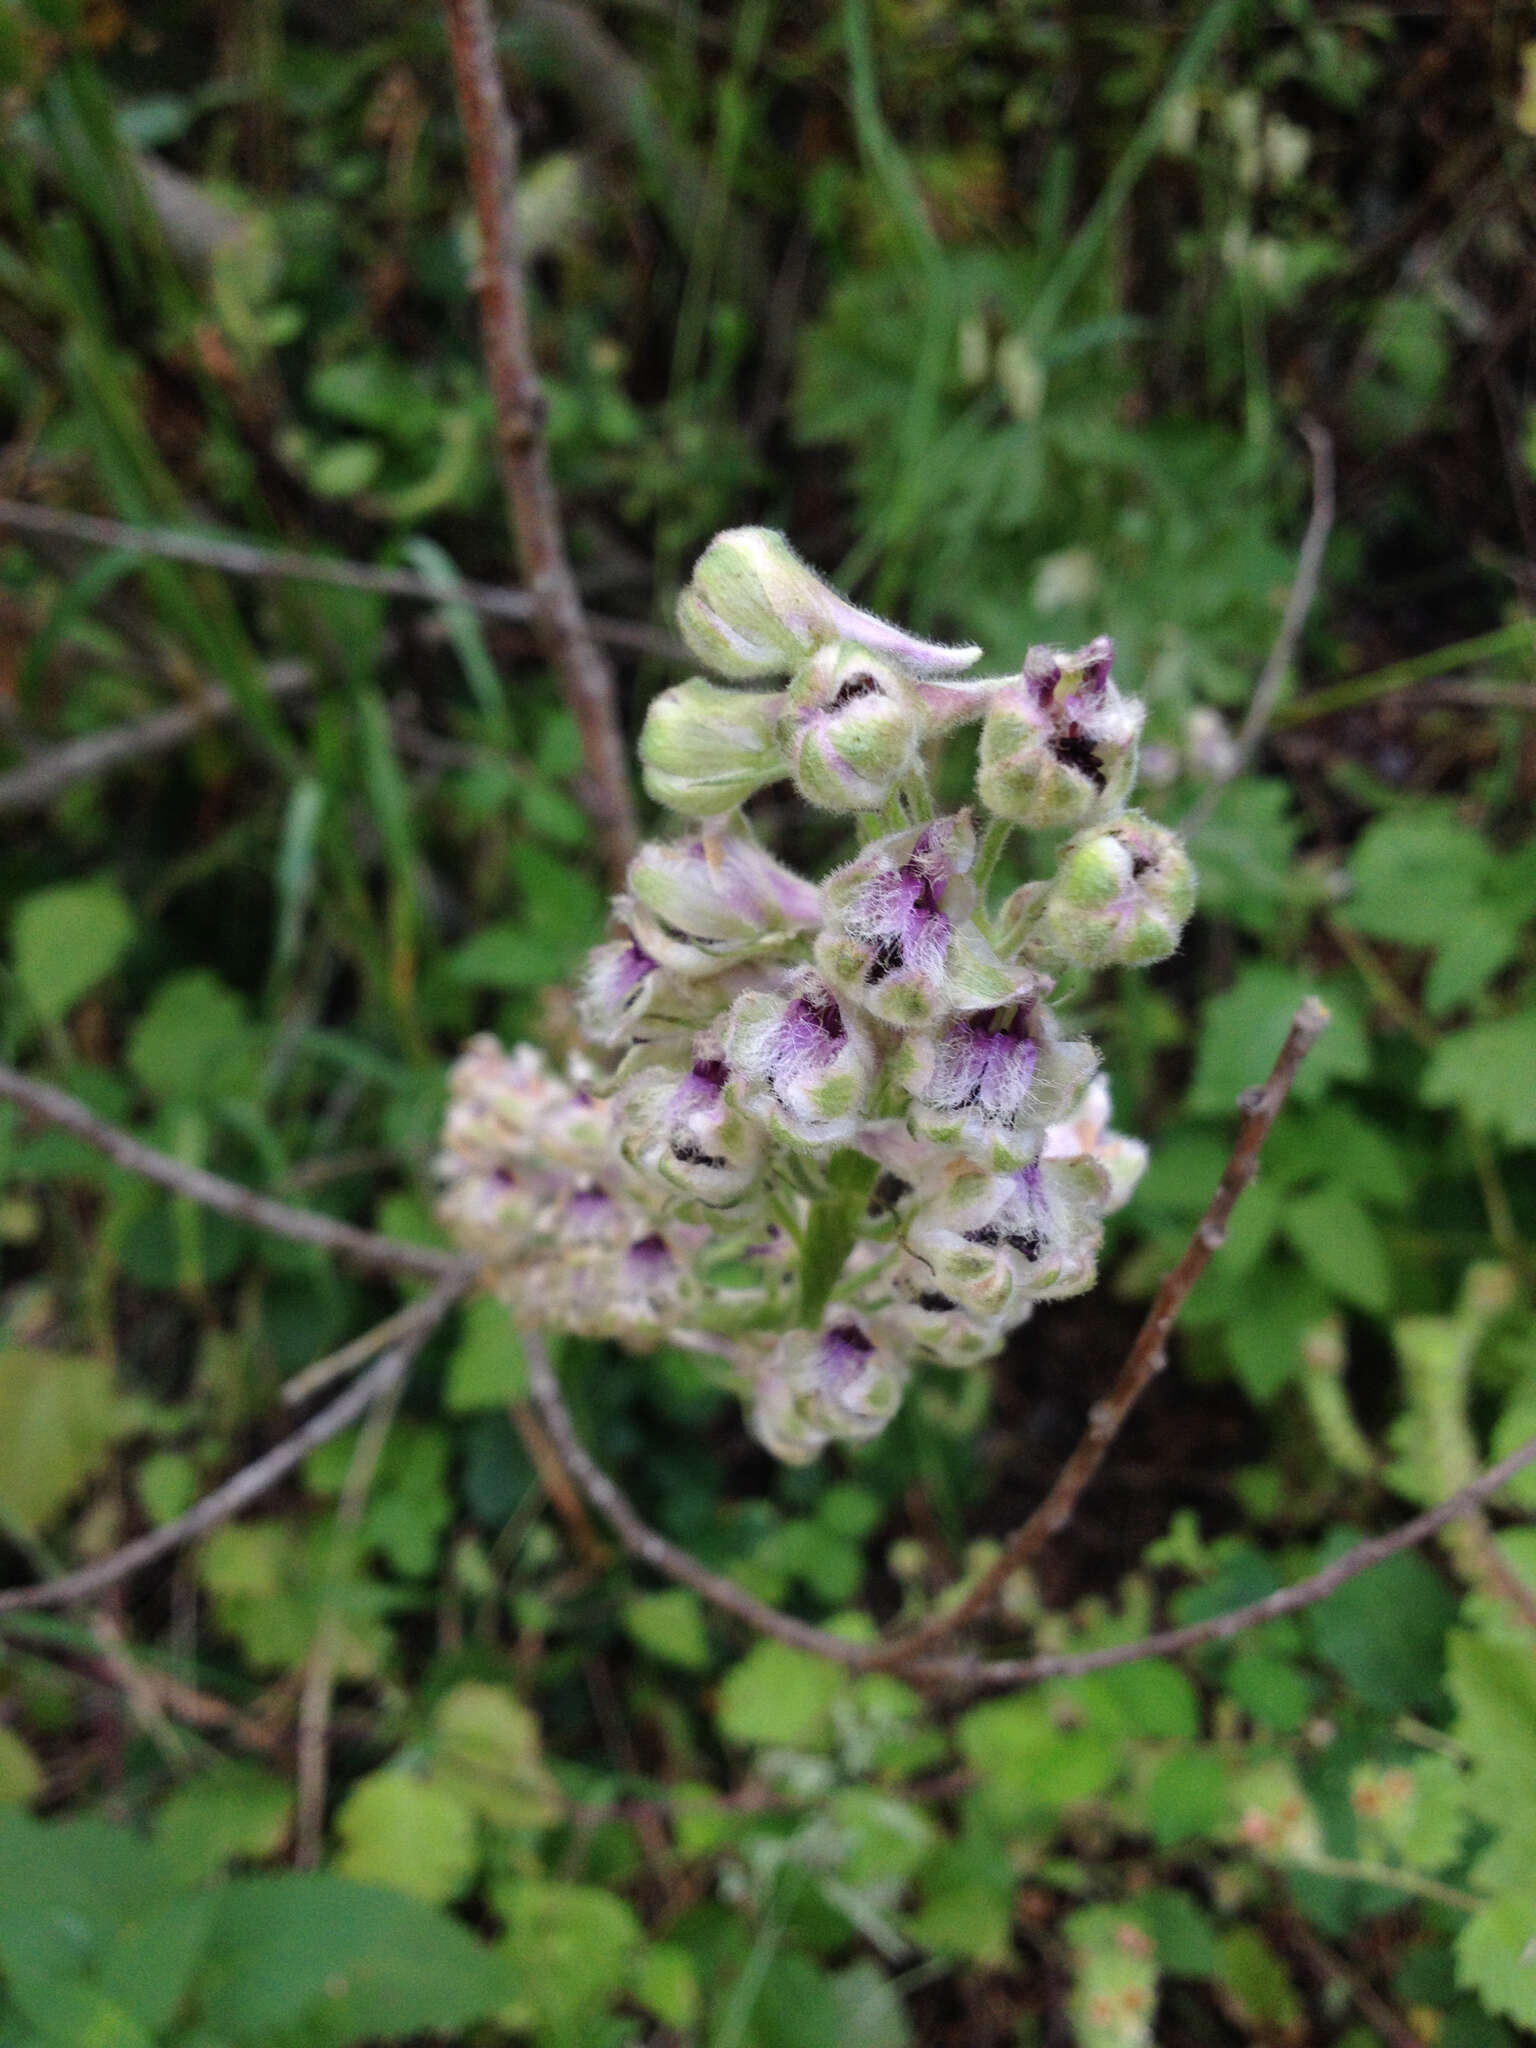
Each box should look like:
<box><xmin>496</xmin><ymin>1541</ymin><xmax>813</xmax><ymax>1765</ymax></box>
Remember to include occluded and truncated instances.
<box><xmin>1423</xmin><ymin>1016</ymin><xmax>1536</xmax><ymax>1145</ymax></box>
<box><xmin>0</xmin><ymin>1728</ymin><xmax>42</xmax><ymax>1808</ymax></box>
<box><xmin>1281</xmin><ymin>1185</ymin><xmax>1392</xmax><ymax>1312</ymax></box>
<box><xmin>153</xmin><ymin>1763</ymin><xmax>294</xmax><ymax>1885</ymax></box>
<box><xmin>127</xmin><ymin>972</ymin><xmax>256</xmax><ymax>1102</ymax></box>
<box><xmin>1187</xmin><ymin>776</ymin><xmax>1301</xmax><ymax>936</ymax></box>
<box><xmin>1307</xmin><ymin>1542</ymin><xmax>1456</xmax><ymax>1710</ymax></box>
<box><xmin>1216</xmin><ymin>1926</ymin><xmax>1302</xmax><ymax>2031</ymax></box>
<box><xmin>1223</xmin><ymin>1650</ymin><xmax>1317</xmax><ymax>1734</ymax></box>
<box><xmin>716</xmin><ymin>1640</ymin><xmax>849</xmax><ymax>1749</ymax></box>
<box><xmin>1144</xmin><ymin>1751</ymin><xmax>1226</xmax><ymax>1849</ymax></box>
<box><xmin>445</xmin><ymin>925</ymin><xmax>579</xmax><ymax>990</ymax></box>
<box><xmin>443</xmin><ymin>1296</ymin><xmax>527</xmax><ymax>1413</ymax></box>
<box><xmin>428</xmin><ymin>1681</ymin><xmax>565</xmax><ymax>1831</ymax></box>
<box><xmin>631</xmin><ymin>1943</ymin><xmax>700</xmax><ymax>2031</ymax></box>
<box><xmin>623</xmin><ymin>1588</ymin><xmax>711</xmax><ymax>1671</ymax></box>
<box><xmin>956</xmin><ymin>1694</ymin><xmax>1119</xmax><ymax>1820</ymax></box>
<box><xmin>0</xmin><ymin>1347</ymin><xmax>129</xmax><ymax>1534</ymax></box>
<box><xmin>1456</xmin><ymin>1887</ymin><xmax>1536</xmax><ymax>2029</ymax></box>
<box><xmin>1220</xmin><ymin>1258</ymin><xmax>1332</xmax><ymax>1402</ymax></box>
<box><xmin>1136</xmin><ymin>1888</ymin><xmax>1219</xmax><ymax>1978</ymax></box>
<box><xmin>1447</xmin><ymin>1631</ymin><xmax>1536</xmax><ymax>1850</ymax></box>
<box><xmin>10</xmin><ymin>878</ymin><xmax>134</xmax><ymax>1023</ymax></box>
<box><xmin>1344</xmin><ymin>805</ymin><xmax>1490</xmax><ymax>945</ymax></box>
<box><xmin>491</xmin><ymin>1880</ymin><xmax>641</xmax><ymax>2036</ymax></box>
<box><xmin>334</xmin><ymin>1772</ymin><xmax>478</xmax><ymax>1904</ymax></box>
<box><xmin>204</xmin><ymin>1871</ymin><xmax>518</xmax><ymax>2043</ymax></box>
<box><xmin>1189</xmin><ymin>965</ymin><xmax>1367</xmax><ymax>1116</ymax></box>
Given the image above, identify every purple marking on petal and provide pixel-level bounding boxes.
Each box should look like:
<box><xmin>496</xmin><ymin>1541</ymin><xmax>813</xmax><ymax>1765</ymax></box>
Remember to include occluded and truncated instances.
<box><xmin>821</xmin><ymin>1322</ymin><xmax>876</xmax><ymax>1383</ymax></box>
<box><xmin>625</xmin><ymin>1234</ymin><xmax>674</xmax><ymax>1282</ymax></box>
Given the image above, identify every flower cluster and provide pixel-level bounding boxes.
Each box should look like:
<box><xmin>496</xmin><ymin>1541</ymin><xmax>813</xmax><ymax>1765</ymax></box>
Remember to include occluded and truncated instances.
<box><xmin>438</xmin><ymin>529</ymin><xmax>1194</xmax><ymax>1462</ymax></box>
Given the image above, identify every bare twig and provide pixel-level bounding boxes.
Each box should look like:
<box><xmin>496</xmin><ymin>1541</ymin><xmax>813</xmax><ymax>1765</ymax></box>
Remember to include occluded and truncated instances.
<box><xmin>443</xmin><ymin>0</ymin><xmax>639</xmax><ymax>885</ymax></box>
<box><xmin>913</xmin><ymin>1427</ymin><xmax>1536</xmax><ymax>1690</ymax></box>
<box><xmin>0</xmin><ymin>1272</ymin><xmax>468</xmax><ymax>1615</ymax></box>
<box><xmin>0</xmin><ymin>498</ymin><xmax>680</xmax><ymax>660</ymax></box>
<box><xmin>0</xmin><ymin>659</ymin><xmax>314</xmax><ymax>818</ymax></box>
<box><xmin>1183</xmin><ymin>419</ymin><xmax>1334</xmax><ymax>833</ymax></box>
<box><xmin>0</xmin><ymin>1063</ymin><xmax>471</xmax><ymax>1283</ymax></box>
<box><xmin>872</xmin><ymin>997</ymin><xmax>1333</xmax><ymax>1669</ymax></box>
<box><xmin>522</xmin><ymin>1331</ymin><xmax>867</xmax><ymax>1665</ymax></box>
<box><xmin>282</xmin><ymin>1289</ymin><xmax>461</xmax><ymax>1406</ymax></box>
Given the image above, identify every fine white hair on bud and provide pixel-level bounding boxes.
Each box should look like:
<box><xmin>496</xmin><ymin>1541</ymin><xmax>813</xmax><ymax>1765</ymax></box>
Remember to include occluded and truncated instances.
<box><xmin>439</xmin><ymin>525</ymin><xmax>1194</xmax><ymax>1460</ymax></box>
<box><xmin>678</xmin><ymin>527</ymin><xmax>982</xmax><ymax>681</ymax></box>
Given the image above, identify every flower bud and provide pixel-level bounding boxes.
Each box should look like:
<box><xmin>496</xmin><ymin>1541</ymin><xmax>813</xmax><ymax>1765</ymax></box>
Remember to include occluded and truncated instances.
<box><xmin>905</xmin><ymin>1156</ymin><xmax>1110</xmax><ymax>1319</ymax></box>
<box><xmin>1041</xmin><ymin>1075</ymin><xmax>1147</xmax><ymax>1213</ymax></box>
<box><xmin>618</xmin><ymin>1041</ymin><xmax>767</xmax><ymax>1209</ymax></box>
<box><xmin>976</xmin><ymin>637</ymin><xmax>1143</xmax><ymax>829</ymax></box>
<box><xmin>875</xmin><ymin>1260</ymin><xmax>1012</xmax><ymax>1368</ymax></box>
<box><xmin>679</xmin><ymin>526</ymin><xmax>982</xmax><ymax>681</ymax></box>
<box><xmin>627</xmin><ymin>830</ymin><xmax>821</xmax><ymax>979</ymax></box>
<box><xmin>1039</xmin><ymin>812</ymin><xmax>1195</xmax><ymax>968</ymax></box>
<box><xmin>749</xmin><ymin>1316</ymin><xmax>909</xmax><ymax>1463</ymax></box>
<box><xmin>816</xmin><ymin>813</ymin><xmax>1014</xmax><ymax>1028</ymax></box>
<box><xmin>780</xmin><ymin>643</ymin><xmax>923</xmax><ymax>812</ymax></box>
<box><xmin>639</xmin><ymin>677</ymin><xmax>787</xmax><ymax>814</ymax></box>
<box><xmin>579</xmin><ymin>931</ymin><xmax>764</xmax><ymax>1052</ymax></box>
<box><xmin>723</xmin><ymin>974</ymin><xmax>876</xmax><ymax>1151</ymax></box>
<box><xmin>893</xmin><ymin>982</ymin><xmax>1099</xmax><ymax>1164</ymax></box>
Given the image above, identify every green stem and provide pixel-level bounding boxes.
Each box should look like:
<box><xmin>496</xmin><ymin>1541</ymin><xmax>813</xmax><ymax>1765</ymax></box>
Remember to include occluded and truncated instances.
<box><xmin>972</xmin><ymin>814</ymin><xmax>1014</xmax><ymax>902</ymax></box>
<box><xmin>1276</xmin><ymin>621</ymin><xmax>1536</xmax><ymax>726</ymax></box>
<box><xmin>1283</xmin><ymin>1851</ymin><xmax>1482</xmax><ymax>1917</ymax></box>
<box><xmin>797</xmin><ymin>1148</ymin><xmax>881</xmax><ymax>1327</ymax></box>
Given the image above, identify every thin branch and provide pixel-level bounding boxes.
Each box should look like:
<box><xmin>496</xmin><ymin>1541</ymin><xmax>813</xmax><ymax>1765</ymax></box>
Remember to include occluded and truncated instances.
<box><xmin>522</xmin><ymin>1331</ymin><xmax>868</xmax><ymax>1665</ymax></box>
<box><xmin>912</xmin><ymin>1427</ymin><xmax>1536</xmax><ymax>1691</ymax></box>
<box><xmin>0</xmin><ymin>659</ymin><xmax>314</xmax><ymax>818</ymax></box>
<box><xmin>0</xmin><ymin>498</ymin><xmax>680</xmax><ymax>660</ymax></box>
<box><xmin>1183</xmin><ymin>419</ymin><xmax>1334</xmax><ymax>833</ymax></box>
<box><xmin>0</xmin><ymin>1273</ymin><xmax>468</xmax><ymax>1615</ymax></box>
<box><xmin>443</xmin><ymin>0</ymin><xmax>639</xmax><ymax>886</ymax></box>
<box><xmin>282</xmin><ymin>1289</ymin><xmax>459</xmax><ymax>1406</ymax></box>
<box><xmin>872</xmin><ymin>996</ymin><xmax>1333</xmax><ymax>1669</ymax></box>
<box><xmin>0</xmin><ymin>1063</ymin><xmax>472</xmax><ymax>1283</ymax></box>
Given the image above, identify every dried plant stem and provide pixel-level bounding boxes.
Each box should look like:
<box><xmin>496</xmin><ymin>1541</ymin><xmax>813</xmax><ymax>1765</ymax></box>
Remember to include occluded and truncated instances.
<box><xmin>0</xmin><ymin>1063</ymin><xmax>470</xmax><ymax>1283</ymax></box>
<box><xmin>0</xmin><ymin>1273</ymin><xmax>469</xmax><ymax>1616</ymax></box>
<box><xmin>1183</xmin><ymin>419</ymin><xmax>1334</xmax><ymax>833</ymax></box>
<box><xmin>872</xmin><ymin>997</ymin><xmax>1333</xmax><ymax>1669</ymax></box>
<box><xmin>443</xmin><ymin>0</ymin><xmax>638</xmax><ymax>885</ymax></box>
<box><xmin>0</xmin><ymin>498</ymin><xmax>678</xmax><ymax>658</ymax></box>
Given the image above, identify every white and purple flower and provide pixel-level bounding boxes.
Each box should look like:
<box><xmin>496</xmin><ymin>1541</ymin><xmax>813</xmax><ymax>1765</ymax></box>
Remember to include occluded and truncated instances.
<box><xmin>723</xmin><ymin>972</ymin><xmax>877</xmax><ymax>1150</ymax></box>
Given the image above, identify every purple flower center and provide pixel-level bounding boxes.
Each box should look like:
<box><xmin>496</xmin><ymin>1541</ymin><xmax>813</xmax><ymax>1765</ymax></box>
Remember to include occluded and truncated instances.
<box><xmin>691</xmin><ymin>1057</ymin><xmax>729</xmax><ymax>1092</ymax></box>
<box><xmin>822</xmin><ymin>1323</ymin><xmax>876</xmax><ymax>1381</ymax></box>
<box><xmin>625</xmin><ymin>1234</ymin><xmax>673</xmax><ymax>1281</ymax></box>
<box><xmin>931</xmin><ymin>1007</ymin><xmax>1039</xmax><ymax>1119</ymax></box>
<box><xmin>781</xmin><ymin>989</ymin><xmax>846</xmax><ymax>1065</ymax></box>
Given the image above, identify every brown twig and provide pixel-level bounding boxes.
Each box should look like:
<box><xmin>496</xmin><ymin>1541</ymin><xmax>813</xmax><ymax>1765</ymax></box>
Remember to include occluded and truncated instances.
<box><xmin>0</xmin><ymin>659</ymin><xmax>315</xmax><ymax>818</ymax></box>
<box><xmin>0</xmin><ymin>498</ymin><xmax>680</xmax><ymax>661</ymax></box>
<box><xmin>522</xmin><ymin>1331</ymin><xmax>867</xmax><ymax>1665</ymax></box>
<box><xmin>0</xmin><ymin>1272</ymin><xmax>469</xmax><ymax>1615</ymax></box>
<box><xmin>443</xmin><ymin>0</ymin><xmax>639</xmax><ymax>886</ymax></box>
<box><xmin>444</xmin><ymin>0</ymin><xmax>638</xmax><ymax>888</ymax></box>
<box><xmin>911</xmin><ymin>1427</ymin><xmax>1536</xmax><ymax>1690</ymax></box>
<box><xmin>509</xmin><ymin>1396</ymin><xmax>610</xmax><ymax>1567</ymax></box>
<box><xmin>871</xmin><ymin>996</ymin><xmax>1334</xmax><ymax>1669</ymax></box>
<box><xmin>0</xmin><ymin>1063</ymin><xmax>471</xmax><ymax>1283</ymax></box>
<box><xmin>1183</xmin><ymin>419</ymin><xmax>1334</xmax><ymax>833</ymax></box>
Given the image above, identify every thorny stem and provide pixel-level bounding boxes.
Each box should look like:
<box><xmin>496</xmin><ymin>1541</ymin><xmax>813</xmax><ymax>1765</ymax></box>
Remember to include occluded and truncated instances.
<box><xmin>443</xmin><ymin>0</ymin><xmax>638</xmax><ymax>887</ymax></box>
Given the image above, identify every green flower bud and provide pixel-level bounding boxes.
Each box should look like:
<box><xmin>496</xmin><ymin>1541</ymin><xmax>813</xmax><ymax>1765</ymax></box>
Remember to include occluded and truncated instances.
<box><xmin>679</xmin><ymin>526</ymin><xmax>981</xmax><ymax>681</ymax></box>
<box><xmin>639</xmin><ymin>677</ymin><xmax>787</xmax><ymax>814</ymax></box>
<box><xmin>976</xmin><ymin>638</ymin><xmax>1143</xmax><ymax>829</ymax></box>
<box><xmin>781</xmin><ymin>643</ymin><xmax>923</xmax><ymax>812</ymax></box>
<box><xmin>1040</xmin><ymin>812</ymin><xmax>1195</xmax><ymax>968</ymax></box>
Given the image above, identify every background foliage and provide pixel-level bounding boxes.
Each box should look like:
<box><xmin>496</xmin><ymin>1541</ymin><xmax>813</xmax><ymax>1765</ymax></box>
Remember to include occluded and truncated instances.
<box><xmin>2</xmin><ymin>0</ymin><xmax>1535</xmax><ymax>2041</ymax></box>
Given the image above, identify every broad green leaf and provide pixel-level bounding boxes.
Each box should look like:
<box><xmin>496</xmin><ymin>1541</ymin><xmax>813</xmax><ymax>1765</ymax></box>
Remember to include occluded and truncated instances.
<box><xmin>1281</xmin><ymin>1184</ymin><xmax>1392</xmax><ymax>1312</ymax></box>
<box><xmin>429</xmin><ymin>1681</ymin><xmax>565</xmax><ymax>1831</ymax></box>
<box><xmin>203</xmin><ymin>1871</ymin><xmax>518</xmax><ymax>2042</ymax></box>
<box><xmin>1343</xmin><ymin>805</ymin><xmax>1489</xmax><ymax>945</ymax></box>
<box><xmin>0</xmin><ymin>1728</ymin><xmax>42</xmax><ymax>1808</ymax></box>
<box><xmin>1423</xmin><ymin>1016</ymin><xmax>1536</xmax><ymax>1146</ymax></box>
<box><xmin>1144</xmin><ymin>1751</ymin><xmax>1226</xmax><ymax>1849</ymax></box>
<box><xmin>334</xmin><ymin>1772</ymin><xmax>478</xmax><ymax>1904</ymax></box>
<box><xmin>1189</xmin><ymin>965</ymin><xmax>1367</xmax><ymax>1116</ymax></box>
<box><xmin>1307</xmin><ymin>1543</ymin><xmax>1456</xmax><ymax>1710</ymax></box>
<box><xmin>827</xmin><ymin>1787</ymin><xmax>937</xmax><ymax>1888</ymax></box>
<box><xmin>1215</xmin><ymin>1926</ymin><xmax>1302</xmax><ymax>2031</ymax></box>
<box><xmin>956</xmin><ymin>1694</ymin><xmax>1119</xmax><ymax>1819</ymax></box>
<box><xmin>0</xmin><ymin>1347</ymin><xmax>128</xmax><ymax>1534</ymax></box>
<box><xmin>1187</xmin><ymin>775</ymin><xmax>1301</xmax><ymax>935</ymax></box>
<box><xmin>716</xmin><ymin>1639</ymin><xmax>849</xmax><ymax>1749</ymax></box>
<box><xmin>1447</xmin><ymin>1631</ymin><xmax>1536</xmax><ymax>1849</ymax></box>
<box><xmin>443</xmin><ymin>1296</ymin><xmax>527</xmax><ymax>1413</ymax></box>
<box><xmin>1135</xmin><ymin>1888</ymin><xmax>1218</xmax><ymax>1979</ymax></box>
<box><xmin>10</xmin><ymin>878</ymin><xmax>134</xmax><ymax>1023</ymax></box>
<box><xmin>631</xmin><ymin>1943</ymin><xmax>699</xmax><ymax>2031</ymax></box>
<box><xmin>1456</xmin><ymin>1887</ymin><xmax>1536</xmax><ymax>2029</ymax></box>
<box><xmin>126</xmin><ymin>972</ymin><xmax>256</xmax><ymax>1102</ymax></box>
<box><xmin>446</xmin><ymin>925</ymin><xmax>578</xmax><ymax>990</ymax></box>
<box><xmin>492</xmin><ymin>1879</ymin><xmax>641</xmax><ymax>2035</ymax></box>
<box><xmin>153</xmin><ymin>1763</ymin><xmax>294</xmax><ymax>1885</ymax></box>
<box><xmin>623</xmin><ymin>1588</ymin><xmax>711</xmax><ymax>1671</ymax></box>
<box><xmin>97</xmin><ymin>1891</ymin><xmax>217</xmax><ymax>2036</ymax></box>
<box><xmin>1066</xmin><ymin>1904</ymin><xmax>1159</xmax><ymax>2048</ymax></box>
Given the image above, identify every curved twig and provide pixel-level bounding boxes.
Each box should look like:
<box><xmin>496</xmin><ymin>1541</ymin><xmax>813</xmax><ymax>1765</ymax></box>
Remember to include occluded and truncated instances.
<box><xmin>1183</xmin><ymin>419</ymin><xmax>1334</xmax><ymax>833</ymax></box>
<box><xmin>869</xmin><ymin>996</ymin><xmax>1332</xmax><ymax>1668</ymax></box>
<box><xmin>0</xmin><ymin>1064</ymin><xmax>471</xmax><ymax>1283</ymax></box>
<box><xmin>0</xmin><ymin>1272</ymin><xmax>467</xmax><ymax>1616</ymax></box>
<box><xmin>443</xmin><ymin>0</ymin><xmax>639</xmax><ymax>885</ymax></box>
